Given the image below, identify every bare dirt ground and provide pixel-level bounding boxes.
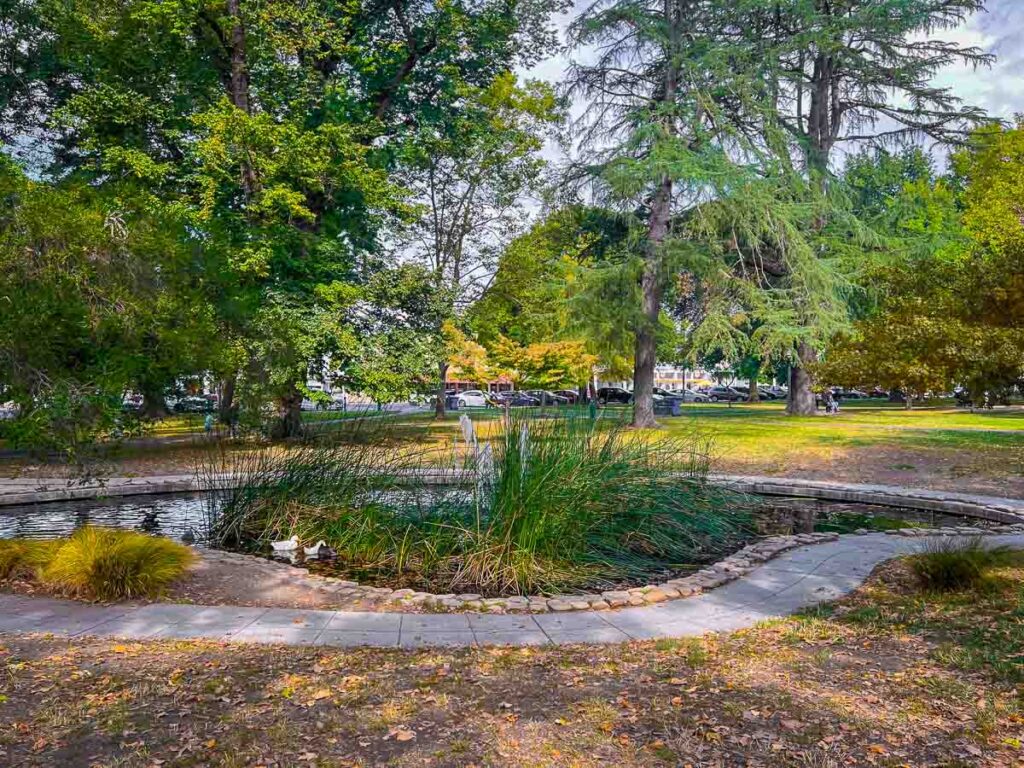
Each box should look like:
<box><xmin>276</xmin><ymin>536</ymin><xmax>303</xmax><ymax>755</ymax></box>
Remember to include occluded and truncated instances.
<box><xmin>716</xmin><ymin>442</ymin><xmax>1024</xmax><ymax>499</ymax></box>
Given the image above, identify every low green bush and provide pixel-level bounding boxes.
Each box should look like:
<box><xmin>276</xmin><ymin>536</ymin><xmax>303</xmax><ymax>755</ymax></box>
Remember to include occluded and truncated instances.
<box><xmin>1</xmin><ymin>528</ymin><xmax>195</xmax><ymax>600</ymax></box>
<box><xmin>908</xmin><ymin>537</ymin><xmax>1014</xmax><ymax>592</ymax></box>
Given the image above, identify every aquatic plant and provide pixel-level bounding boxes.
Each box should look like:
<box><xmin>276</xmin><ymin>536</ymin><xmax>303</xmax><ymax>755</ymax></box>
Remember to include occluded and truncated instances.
<box><xmin>197</xmin><ymin>413</ymin><xmax>753</xmax><ymax>595</ymax></box>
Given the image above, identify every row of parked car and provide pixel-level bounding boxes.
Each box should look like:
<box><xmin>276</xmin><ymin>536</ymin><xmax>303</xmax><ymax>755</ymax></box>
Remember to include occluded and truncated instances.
<box><xmin>447</xmin><ymin>389</ymin><xmax>585</xmax><ymax>408</ymax></box>
<box><xmin>449</xmin><ymin>383</ymin><xmax>898</xmax><ymax>409</ymax></box>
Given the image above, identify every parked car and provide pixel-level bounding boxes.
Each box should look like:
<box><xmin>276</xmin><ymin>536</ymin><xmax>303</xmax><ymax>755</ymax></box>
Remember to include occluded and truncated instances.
<box><xmin>832</xmin><ymin>388</ymin><xmax>867</xmax><ymax>399</ymax></box>
<box><xmin>553</xmin><ymin>389</ymin><xmax>581</xmax><ymax>404</ymax></box>
<box><xmin>756</xmin><ymin>387</ymin><xmax>780</xmax><ymax>400</ymax></box>
<box><xmin>456</xmin><ymin>389</ymin><xmax>492</xmax><ymax>408</ymax></box>
<box><xmin>763</xmin><ymin>385</ymin><xmax>788</xmax><ymax>398</ymax></box>
<box><xmin>493</xmin><ymin>391</ymin><xmax>540</xmax><ymax>407</ymax></box>
<box><xmin>705</xmin><ymin>386</ymin><xmax>746</xmax><ymax>403</ymax></box>
<box><xmin>652</xmin><ymin>386</ymin><xmax>686</xmax><ymax>402</ymax></box>
<box><xmin>172</xmin><ymin>395</ymin><xmax>214</xmax><ymax>413</ymax></box>
<box><xmin>524</xmin><ymin>390</ymin><xmax>570</xmax><ymax>405</ymax></box>
<box><xmin>596</xmin><ymin>386</ymin><xmax>632</xmax><ymax>405</ymax></box>
<box><xmin>668</xmin><ymin>387</ymin><xmax>709</xmax><ymax>403</ymax></box>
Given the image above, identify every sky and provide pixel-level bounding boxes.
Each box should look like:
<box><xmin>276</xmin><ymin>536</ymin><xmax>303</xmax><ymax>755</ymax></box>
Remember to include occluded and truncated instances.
<box><xmin>522</xmin><ymin>0</ymin><xmax>1024</xmax><ymax>165</ymax></box>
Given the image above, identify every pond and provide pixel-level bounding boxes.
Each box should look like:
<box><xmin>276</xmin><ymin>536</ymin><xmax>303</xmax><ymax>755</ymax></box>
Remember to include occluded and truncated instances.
<box><xmin>0</xmin><ymin>490</ymin><xmax>997</xmax><ymax>545</ymax></box>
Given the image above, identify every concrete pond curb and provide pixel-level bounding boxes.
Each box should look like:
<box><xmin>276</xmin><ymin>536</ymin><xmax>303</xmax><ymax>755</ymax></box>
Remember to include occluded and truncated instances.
<box><xmin>3</xmin><ymin>532</ymin><xmax>1024</xmax><ymax>648</ymax></box>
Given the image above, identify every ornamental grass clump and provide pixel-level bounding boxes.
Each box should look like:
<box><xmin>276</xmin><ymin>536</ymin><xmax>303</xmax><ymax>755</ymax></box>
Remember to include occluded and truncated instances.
<box><xmin>452</xmin><ymin>413</ymin><xmax>752</xmax><ymax>593</ymax></box>
<box><xmin>0</xmin><ymin>539</ymin><xmax>59</xmax><ymax>580</ymax></box>
<box><xmin>41</xmin><ymin>526</ymin><xmax>195</xmax><ymax>600</ymax></box>
<box><xmin>0</xmin><ymin>527</ymin><xmax>194</xmax><ymax>600</ymax></box>
<box><xmin>908</xmin><ymin>536</ymin><xmax>1015</xmax><ymax>593</ymax></box>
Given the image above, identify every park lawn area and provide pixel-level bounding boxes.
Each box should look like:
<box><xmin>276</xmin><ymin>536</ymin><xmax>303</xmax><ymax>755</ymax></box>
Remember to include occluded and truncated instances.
<box><xmin>654</xmin><ymin>402</ymin><xmax>1024</xmax><ymax>497</ymax></box>
<box><xmin>2</xmin><ymin>553</ymin><xmax>1023</xmax><ymax>767</ymax></box>
<box><xmin>5</xmin><ymin>403</ymin><xmax>1024</xmax><ymax>497</ymax></box>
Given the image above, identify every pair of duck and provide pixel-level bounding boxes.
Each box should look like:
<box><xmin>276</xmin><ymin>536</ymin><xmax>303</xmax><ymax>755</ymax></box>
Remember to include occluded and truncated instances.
<box><xmin>270</xmin><ymin>536</ymin><xmax>331</xmax><ymax>557</ymax></box>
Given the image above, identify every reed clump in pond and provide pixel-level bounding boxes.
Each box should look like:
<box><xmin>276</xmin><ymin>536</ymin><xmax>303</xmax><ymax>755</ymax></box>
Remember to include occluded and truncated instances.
<box><xmin>197</xmin><ymin>413</ymin><xmax>754</xmax><ymax>595</ymax></box>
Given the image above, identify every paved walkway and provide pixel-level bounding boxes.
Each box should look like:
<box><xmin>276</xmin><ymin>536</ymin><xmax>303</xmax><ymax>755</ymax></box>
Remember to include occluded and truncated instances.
<box><xmin>4</xmin><ymin>533</ymin><xmax>1023</xmax><ymax>648</ymax></box>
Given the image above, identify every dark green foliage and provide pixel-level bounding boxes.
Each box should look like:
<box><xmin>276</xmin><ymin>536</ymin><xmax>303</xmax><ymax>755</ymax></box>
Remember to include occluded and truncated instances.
<box><xmin>908</xmin><ymin>537</ymin><xmax>1015</xmax><ymax>592</ymax></box>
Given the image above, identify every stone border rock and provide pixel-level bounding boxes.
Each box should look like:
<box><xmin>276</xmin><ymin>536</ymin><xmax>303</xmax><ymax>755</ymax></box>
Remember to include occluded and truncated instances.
<box><xmin>191</xmin><ymin>520</ymin><xmax>1024</xmax><ymax>614</ymax></box>
<box><xmin>6</xmin><ymin>472</ymin><xmax>1024</xmax><ymax>614</ymax></box>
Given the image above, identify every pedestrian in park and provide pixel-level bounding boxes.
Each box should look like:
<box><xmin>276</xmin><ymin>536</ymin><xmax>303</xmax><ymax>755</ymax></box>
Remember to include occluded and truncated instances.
<box><xmin>822</xmin><ymin>390</ymin><xmax>836</xmax><ymax>415</ymax></box>
<box><xmin>204</xmin><ymin>412</ymin><xmax>215</xmax><ymax>435</ymax></box>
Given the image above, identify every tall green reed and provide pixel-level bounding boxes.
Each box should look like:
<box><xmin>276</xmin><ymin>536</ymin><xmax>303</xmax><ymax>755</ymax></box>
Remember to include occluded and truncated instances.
<box><xmin>194</xmin><ymin>412</ymin><xmax>753</xmax><ymax>595</ymax></box>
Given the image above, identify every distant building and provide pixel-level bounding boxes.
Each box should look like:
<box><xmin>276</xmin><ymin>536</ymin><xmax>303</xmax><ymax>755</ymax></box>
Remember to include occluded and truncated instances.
<box><xmin>600</xmin><ymin>364</ymin><xmax>718</xmax><ymax>390</ymax></box>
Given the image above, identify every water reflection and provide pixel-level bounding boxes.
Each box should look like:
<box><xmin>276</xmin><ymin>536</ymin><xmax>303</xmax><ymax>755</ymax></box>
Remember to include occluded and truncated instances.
<box><xmin>0</xmin><ymin>493</ymin><xmax>214</xmax><ymax>544</ymax></box>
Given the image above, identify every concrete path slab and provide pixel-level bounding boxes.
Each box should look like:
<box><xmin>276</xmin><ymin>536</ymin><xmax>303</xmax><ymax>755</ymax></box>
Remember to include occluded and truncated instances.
<box><xmin>3</xmin><ymin>533</ymin><xmax>1023</xmax><ymax>648</ymax></box>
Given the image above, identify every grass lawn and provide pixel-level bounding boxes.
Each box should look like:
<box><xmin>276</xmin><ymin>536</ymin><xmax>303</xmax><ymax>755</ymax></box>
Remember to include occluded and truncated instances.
<box><xmin>2</xmin><ymin>552</ymin><xmax>1022</xmax><ymax>766</ymax></box>
<box><xmin>656</xmin><ymin>402</ymin><xmax>1024</xmax><ymax>496</ymax></box>
<box><xmin>5</xmin><ymin>402</ymin><xmax>1024</xmax><ymax>497</ymax></box>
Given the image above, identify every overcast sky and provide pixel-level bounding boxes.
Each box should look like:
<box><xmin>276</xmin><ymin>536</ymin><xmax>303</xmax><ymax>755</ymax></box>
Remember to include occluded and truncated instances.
<box><xmin>523</xmin><ymin>0</ymin><xmax>1023</xmax><ymax>165</ymax></box>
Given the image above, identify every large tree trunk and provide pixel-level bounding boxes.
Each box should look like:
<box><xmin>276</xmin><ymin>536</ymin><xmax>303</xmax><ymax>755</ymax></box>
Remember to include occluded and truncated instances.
<box><xmin>434</xmin><ymin>361</ymin><xmax>448</xmax><ymax>419</ymax></box>
<box><xmin>632</xmin><ymin>3</ymin><xmax>677</xmax><ymax>429</ymax></box>
<box><xmin>632</xmin><ymin>176</ymin><xmax>672</xmax><ymax>429</ymax></box>
<box><xmin>786</xmin><ymin>342</ymin><xmax>818</xmax><ymax>415</ymax></box>
<box><xmin>273</xmin><ymin>384</ymin><xmax>303</xmax><ymax>439</ymax></box>
<box><xmin>747</xmin><ymin>371</ymin><xmax>760</xmax><ymax>403</ymax></box>
<box><xmin>217</xmin><ymin>376</ymin><xmax>236</xmax><ymax>424</ymax></box>
<box><xmin>140</xmin><ymin>384</ymin><xmax>168</xmax><ymax>420</ymax></box>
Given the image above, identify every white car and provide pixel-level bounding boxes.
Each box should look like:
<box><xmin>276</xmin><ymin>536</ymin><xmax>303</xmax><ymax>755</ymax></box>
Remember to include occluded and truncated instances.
<box><xmin>669</xmin><ymin>388</ymin><xmax>709</xmax><ymax>403</ymax></box>
<box><xmin>456</xmin><ymin>390</ymin><xmax>491</xmax><ymax>408</ymax></box>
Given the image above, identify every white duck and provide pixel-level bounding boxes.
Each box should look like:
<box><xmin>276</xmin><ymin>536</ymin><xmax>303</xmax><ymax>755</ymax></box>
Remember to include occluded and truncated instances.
<box><xmin>303</xmin><ymin>540</ymin><xmax>328</xmax><ymax>557</ymax></box>
<box><xmin>270</xmin><ymin>535</ymin><xmax>299</xmax><ymax>552</ymax></box>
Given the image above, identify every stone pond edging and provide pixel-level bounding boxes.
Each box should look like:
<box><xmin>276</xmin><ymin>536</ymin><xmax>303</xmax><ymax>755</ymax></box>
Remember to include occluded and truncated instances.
<box><xmin>4</xmin><ymin>472</ymin><xmax>1024</xmax><ymax>615</ymax></box>
<box><xmin>5</xmin><ymin>531</ymin><xmax>1024</xmax><ymax>648</ymax></box>
<box><xmin>4</xmin><ymin>472</ymin><xmax>1024</xmax><ymax>525</ymax></box>
<box><xmin>198</xmin><ymin>520</ymin><xmax>1024</xmax><ymax>615</ymax></box>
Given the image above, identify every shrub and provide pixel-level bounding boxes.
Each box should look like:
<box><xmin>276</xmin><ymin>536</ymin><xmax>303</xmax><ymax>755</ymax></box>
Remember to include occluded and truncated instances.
<box><xmin>40</xmin><ymin>527</ymin><xmax>195</xmax><ymax>600</ymax></box>
<box><xmin>908</xmin><ymin>537</ymin><xmax>1014</xmax><ymax>592</ymax></box>
<box><xmin>0</xmin><ymin>539</ymin><xmax>59</xmax><ymax>580</ymax></box>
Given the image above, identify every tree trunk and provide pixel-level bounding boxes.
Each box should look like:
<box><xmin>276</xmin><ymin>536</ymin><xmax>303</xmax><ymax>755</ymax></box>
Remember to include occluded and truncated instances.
<box><xmin>747</xmin><ymin>371</ymin><xmax>760</xmax><ymax>403</ymax></box>
<box><xmin>633</xmin><ymin>0</ymin><xmax>679</xmax><ymax>429</ymax></box>
<box><xmin>217</xmin><ymin>376</ymin><xmax>236</xmax><ymax>424</ymax></box>
<box><xmin>786</xmin><ymin>342</ymin><xmax>818</xmax><ymax>415</ymax></box>
<box><xmin>632</xmin><ymin>176</ymin><xmax>672</xmax><ymax>429</ymax></box>
<box><xmin>140</xmin><ymin>385</ymin><xmax>168</xmax><ymax>420</ymax></box>
<box><xmin>434</xmin><ymin>361</ymin><xmax>448</xmax><ymax>419</ymax></box>
<box><xmin>273</xmin><ymin>384</ymin><xmax>303</xmax><ymax>439</ymax></box>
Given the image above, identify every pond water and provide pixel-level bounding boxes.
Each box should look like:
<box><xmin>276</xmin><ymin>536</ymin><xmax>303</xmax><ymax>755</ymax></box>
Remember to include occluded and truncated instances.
<box><xmin>0</xmin><ymin>490</ymin><xmax>996</xmax><ymax>545</ymax></box>
<box><xmin>0</xmin><ymin>492</ymin><xmax>216</xmax><ymax>543</ymax></box>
